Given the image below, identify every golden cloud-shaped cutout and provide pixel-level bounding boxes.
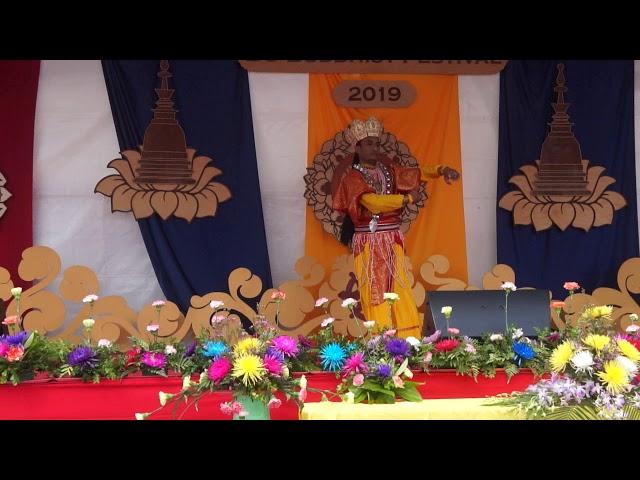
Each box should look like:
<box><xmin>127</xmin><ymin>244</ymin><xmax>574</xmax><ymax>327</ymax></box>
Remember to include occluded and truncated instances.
<box><xmin>95</xmin><ymin>148</ymin><xmax>231</xmax><ymax>222</ymax></box>
<box><xmin>499</xmin><ymin>160</ymin><xmax>626</xmax><ymax>232</ymax></box>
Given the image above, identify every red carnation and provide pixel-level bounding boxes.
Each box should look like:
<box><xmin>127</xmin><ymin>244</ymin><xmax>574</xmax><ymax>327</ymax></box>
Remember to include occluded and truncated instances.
<box><xmin>434</xmin><ymin>339</ymin><xmax>460</xmax><ymax>352</ymax></box>
<box><xmin>126</xmin><ymin>347</ymin><xmax>141</xmax><ymax>366</ymax></box>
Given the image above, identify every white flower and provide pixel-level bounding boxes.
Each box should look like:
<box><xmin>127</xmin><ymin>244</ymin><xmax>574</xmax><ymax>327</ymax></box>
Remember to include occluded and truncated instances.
<box><xmin>630</xmin><ymin>313</ymin><xmax>639</xmax><ymax>322</ymax></box>
<box><xmin>405</xmin><ymin>336</ymin><xmax>421</xmax><ymax>349</ymax></box>
<box><xmin>363</xmin><ymin>320</ymin><xmax>376</xmax><ymax>329</ymax></box>
<box><xmin>626</xmin><ymin>324</ymin><xmax>640</xmax><ymax>334</ymax></box>
<box><xmin>490</xmin><ymin>333</ymin><xmax>504</xmax><ymax>341</ymax></box>
<box><xmin>82</xmin><ymin>294</ymin><xmax>99</xmax><ymax>303</ymax></box>
<box><xmin>158</xmin><ymin>391</ymin><xmax>174</xmax><ymax>406</ymax></box>
<box><xmin>82</xmin><ymin>318</ymin><xmax>95</xmax><ymax>329</ymax></box>
<box><xmin>616</xmin><ymin>355</ymin><xmax>638</xmax><ymax>375</ymax></box>
<box><xmin>383</xmin><ymin>292</ymin><xmax>399</xmax><ymax>301</ymax></box>
<box><xmin>501</xmin><ymin>282</ymin><xmax>517</xmax><ymax>292</ymax></box>
<box><xmin>441</xmin><ymin>306</ymin><xmax>453</xmax><ymax>316</ymax></box>
<box><xmin>182</xmin><ymin>376</ymin><xmax>192</xmax><ymax>390</ymax></box>
<box><xmin>10</xmin><ymin>287</ymin><xmax>22</xmax><ymax>297</ymax></box>
<box><xmin>135</xmin><ymin>412</ymin><xmax>149</xmax><ymax>420</ymax></box>
<box><xmin>282</xmin><ymin>365</ymin><xmax>290</xmax><ymax>379</ymax></box>
<box><xmin>321</xmin><ymin>317</ymin><xmax>335</xmax><ymax>328</ymax></box>
<box><xmin>344</xmin><ymin>392</ymin><xmax>355</xmax><ymax>404</ymax></box>
<box><xmin>209</xmin><ymin>300</ymin><xmax>224</xmax><ymax>309</ymax></box>
<box><xmin>570</xmin><ymin>350</ymin><xmax>594</xmax><ymax>372</ymax></box>
<box><xmin>341</xmin><ymin>298</ymin><xmax>358</xmax><ymax>308</ymax></box>
<box><xmin>164</xmin><ymin>345</ymin><xmax>177</xmax><ymax>355</ymax></box>
<box><xmin>315</xmin><ymin>297</ymin><xmax>329</xmax><ymax>307</ymax></box>
<box><xmin>146</xmin><ymin>324</ymin><xmax>160</xmax><ymax>333</ymax></box>
<box><xmin>512</xmin><ymin>328</ymin><xmax>523</xmax><ymax>340</ymax></box>
<box><xmin>299</xmin><ymin>374</ymin><xmax>307</xmax><ymax>390</ymax></box>
<box><xmin>152</xmin><ymin>300</ymin><xmax>166</xmax><ymax>307</ymax></box>
<box><xmin>402</xmin><ymin>368</ymin><xmax>414</xmax><ymax>379</ymax></box>
<box><xmin>97</xmin><ymin>339</ymin><xmax>112</xmax><ymax>348</ymax></box>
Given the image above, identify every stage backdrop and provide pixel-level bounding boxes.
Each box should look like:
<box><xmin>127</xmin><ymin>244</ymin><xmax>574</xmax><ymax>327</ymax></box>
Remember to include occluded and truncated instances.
<box><xmin>497</xmin><ymin>60</ymin><xmax>639</xmax><ymax>298</ymax></box>
<box><xmin>305</xmin><ymin>73</ymin><xmax>468</xmax><ymax>291</ymax></box>
<box><xmin>102</xmin><ymin>60</ymin><xmax>272</xmax><ymax>313</ymax></box>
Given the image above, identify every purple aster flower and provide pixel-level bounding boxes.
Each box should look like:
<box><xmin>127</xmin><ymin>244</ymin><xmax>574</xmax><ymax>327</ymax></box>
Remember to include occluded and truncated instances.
<box><xmin>297</xmin><ymin>335</ymin><xmax>313</xmax><ymax>349</ymax></box>
<box><xmin>141</xmin><ymin>351</ymin><xmax>167</xmax><ymax>369</ymax></box>
<box><xmin>271</xmin><ymin>335</ymin><xmax>299</xmax><ymax>358</ymax></box>
<box><xmin>423</xmin><ymin>330</ymin><xmax>441</xmax><ymax>344</ymax></box>
<box><xmin>266</xmin><ymin>346</ymin><xmax>285</xmax><ymax>362</ymax></box>
<box><xmin>386</xmin><ymin>338</ymin><xmax>410</xmax><ymax>357</ymax></box>
<box><xmin>4</xmin><ymin>331</ymin><xmax>29</xmax><ymax>345</ymax></box>
<box><xmin>377</xmin><ymin>364</ymin><xmax>392</xmax><ymax>378</ymax></box>
<box><xmin>366</xmin><ymin>335</ymin><xmax>382</xmax><ymax>350</ymax></box>
<box><xmin>184</xmin><ymin>341</ymin><xmax>196</xmax><ymax>357</ymax></box>
<box><xmin>68</xmin><ymin>346</ymin><xmax>98</xmax><ymax>370</ymax></box>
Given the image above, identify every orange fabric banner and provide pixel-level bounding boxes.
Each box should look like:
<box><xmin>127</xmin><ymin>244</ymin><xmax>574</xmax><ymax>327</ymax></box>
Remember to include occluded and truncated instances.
<box><xmin>305</xmin><ymin>73</ymin><xmax>468</xmax><ymax>291</ymax></box>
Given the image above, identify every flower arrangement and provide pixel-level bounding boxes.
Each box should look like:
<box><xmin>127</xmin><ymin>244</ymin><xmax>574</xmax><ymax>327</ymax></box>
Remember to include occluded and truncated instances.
<box><xmin>136</xmin><ymin>313</ymin><xmax>305</xmax><ymax>419</ymax></box>
<box><xmin>0</xmin><ymin>331</ymin><xmax>63</xmax><ymax>385</ymax></box>
<box><xmin>492</xmin><ymin>304</ymin><xmax>640</xmax><ymax>419</ymax></box>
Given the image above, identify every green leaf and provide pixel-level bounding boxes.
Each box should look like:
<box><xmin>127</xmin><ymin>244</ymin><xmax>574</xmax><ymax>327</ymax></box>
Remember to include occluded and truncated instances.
<box><xmin>396</xmin><ymin>383</ymin><xmax>423</xmax><ymax>402</ymax></box>
<box><xmin>23</xmin><ymin>332</ymin><xmax>36</xmax><ymax>349</ymax></box>
<box><xmin>360</xmin><ymin>380</ymin><xmax>395</xmax><ymax>397</ymax></box>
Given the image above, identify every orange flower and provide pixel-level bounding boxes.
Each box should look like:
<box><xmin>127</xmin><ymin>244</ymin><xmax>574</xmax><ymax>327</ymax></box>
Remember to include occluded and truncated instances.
<box><xmin>6</xmin><ymin>345</ymin><xmax>24</xmax><ymax>362</ymax></box>
<box><xmin>2</xmin><ymin>316</ymin><xmax>18</xmax><ymax>325</ymax></box>
<box><xmin>270</xmin><ymin>290</ymin><xmax>286</xmax><ymax>301</ymax></box>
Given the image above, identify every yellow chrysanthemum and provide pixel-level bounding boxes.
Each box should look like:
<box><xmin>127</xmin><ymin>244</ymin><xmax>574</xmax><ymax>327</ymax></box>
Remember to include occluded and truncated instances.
<box><xmin>617</xmin><ymin>338</ymin><xmax>640</xmax><ymax>362</ymax></box>
<box><xmin>550</xmin><ymin>341</ymin><xmax>574</xmax><ymax>373</ymax></box>
<box><xmin>231</xmin><ymin>354</ymin><xmax>266</xmax><ymax>386</ymax></box>
<box><xmin>596</xmin><ymin>360</ymin><xmax>630</xmax><ymax>394</ymax></box>
<box><xmin>587</xmin><ymin>305</ymin><xmax>614</xmax><ymax>319</ymax></box>
<box><xmin>233</xmin><ymin>337</ymin><xmax>262</xmax><ymax>356</ymax></box>
<box><xmin>583</xmin><ymin>334</ymin><xmax>610</xmax><ymax>352</ymax></box>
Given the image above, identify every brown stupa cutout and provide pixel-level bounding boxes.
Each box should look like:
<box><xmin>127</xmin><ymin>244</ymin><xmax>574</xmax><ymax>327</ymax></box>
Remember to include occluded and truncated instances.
<box><xmin>532</xmin><ymin>64</ymin><xmax>590</xmax><ymax>196</ymax></box>
<box><xmin>498</xmin><ymin>63</ymin><xmax>626</xmax><ymax>232</ymax></box>
<box><xmin>95</xmin><ymin>60</ymin><xmax>231</xmax><ymax>222</ymax></box>
<box><xmin>135</xmin><ymin>60</ymin><xmax>195</xmax><ymax>185</ymax></box>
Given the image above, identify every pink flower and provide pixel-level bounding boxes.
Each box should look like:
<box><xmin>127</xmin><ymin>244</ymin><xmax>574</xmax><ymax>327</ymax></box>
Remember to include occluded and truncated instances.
<box><xmin>220</xmin><ymin>402</ymin><xmax>234</xmax><ymax>415</ymax></box>
<box><xmin>211</xmin><ymin>314</ymin><xmax>226</xmax><ymax>324</ymax></box>
<box><xmin>352</xmin><ymin>373</ymin><xmax>365</xmax><ymax>386</ymax></box>
<box><xmin>563</xmin><ymin>282</ymin><xmax>580</xmax><ymax>291</ymax></box>
<box><xmin>271</xmin><ymin>335</ymin><xmax>299</xmax><ymax>357</ymax></box>
<box><xmin>626</xmin><ymin>325</ymin><xmax>640</xmax><ymax>334</ymax></box>
<box><xmin>232</xmin><ymin>402</ymin><xmax>244</xmax><ymax>414</ymax></box>
<box><xmin>271</xmin><ymin>290</ymin><xmax>286</xmax><ymax>300</ymax></box>
<box><xmin>2</xmin><ymin>316</ymin><xmax>18</xmax><ymax>326</ymax></box>
<box><xmin>0</xmin><ymin>343</ymin><xmax>9</xmax><ymax>357</ymax></box>
<box><xmin>383</xmin><ymin>329</ymin><xmax>397</xmax><ymax>337</ymax></box>
<box><xmin>315</xmin><ymin>297</ymin><xmax>329</xmax><ymax>307</ymax></box>
<box><xmin>209</xmin><ymin>300</ymin><xmax>224</xmax><ymax>309</ymax></box>
<box><xmin>423</xmin><ymin>352</ymin><xmax>433</xmax><ymax>364</ymax></box>
<box><xmin>392</xmin><ymin>375</ymin><xmax>404</xmax><ymax>388</ymax></box>
<box><xmin>98</xmin><ymin>339</ymin><xmax>112</xmax><ymax>348</ymax></box>
<box><xmin>299</xmin><ymin>388</ymin><xmax>307</xmax><ymax>402</ymax></box>
<box><xmin>465</xmin><ymin>343</ymin><xmax>476</xmax><ymax>354</ymax></box>
<box><xmin>6</xmin><ymin>345</ymin><xmax>24</xmax><ymax>362</ymax></box>
<box><xmin>268</xmin><ymin>397</ymin><xmax>282</xmax><ymax>409</ymax></box>
<box><xmin>321</xmin><ymin>317</ymin><xmax>335</xmax><ymax>328</ymax></box>
<box><xmin>263</xmin><ymin>355</ymin><xmax>283</xmax><ymax>376</ymax></box>
<box><xmin>551</xmin><ymin>301</ymin><xmax>565</xmax><ymax>309</ymax></box>
<box><xmin>342</xmin><ymin>352</ymin><xmax>368</xmax><ymax>375</ymax></box>
<box><xmin>146</xmin><ymin>324</ymin><xmax>160</xmax><ymax>333</ymax></box>
<box><xmin>207</xmin><ymin>357</ymin><xmax>232</xmax><ymax>383</ymax></box>
<box><xmin>448</xmin><ymin>327</ymin><xmax>460</xmax><ymax>335</ymax></box>
<box><xmin>152</xmin><ymin>300</ymin><xmax>166</xmax><ymax>307</ymax></box>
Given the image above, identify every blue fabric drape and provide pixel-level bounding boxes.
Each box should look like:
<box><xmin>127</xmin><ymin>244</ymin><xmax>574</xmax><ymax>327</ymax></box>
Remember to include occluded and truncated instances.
<box><xmin>497</xmin><ymin>60</ymin><xmax>638</xmax><ymax>299</ymax></box>
<box><xmin>102</xmin><ymin>60</ymin><xmax>272</xmax><ymax>313</ymax></box>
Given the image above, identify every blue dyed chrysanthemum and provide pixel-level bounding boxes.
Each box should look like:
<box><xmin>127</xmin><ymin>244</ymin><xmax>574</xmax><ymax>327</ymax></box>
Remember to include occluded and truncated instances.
<box><xmin>202</xmin><ymin>340</ymin><xmax>228</xmax><ymax>358</ymax></box>
<box><xmin>320</xmin><ymin>343</ymin><xmax>347</xmax><ymax>371</ymax></box>
<box><xmin>512</xmin><ymin>342</ymin><xmax>535</xmax><ymax>366</ymax></box>
<box><xmin>377</xmin><ymin>364</ymin><xmax>392</xmax><ymax>378</ymax></box>
<box><xmin>68</xmin><ymin>346</ymin><xmax>98</xmax><ymax>370</ymax></box>
<box><xmin>3</xmin><ymin>331</ymin><xmax>29</xmax><ymax>345</ymax></box>
<box><xmin>346</xmin><ymin>342</ymin><xmax>357</xmax><ymax>353</ymax></box>
<box><xmin>386</xmin><ymin>338</ymin><xmax>410</xmax><ymax>357</ymax></box>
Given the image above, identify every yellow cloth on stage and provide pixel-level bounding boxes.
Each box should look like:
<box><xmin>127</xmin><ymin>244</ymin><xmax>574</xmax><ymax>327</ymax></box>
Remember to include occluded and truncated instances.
<box><xmin>300</xmin><ymin>398</ymin><xmax>525</xmax><ymax>420</ymax></box>
<box><xmin>354</xmin><ymin>242</ymin><xmax>422</xmax><ymax>338</ymax></box>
